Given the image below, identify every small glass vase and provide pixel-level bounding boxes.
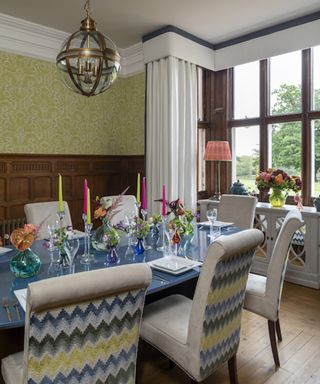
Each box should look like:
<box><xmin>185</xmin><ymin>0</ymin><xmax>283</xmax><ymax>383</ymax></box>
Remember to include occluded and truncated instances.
<box><xmin>135</xmin><ymin>238</ymin><xmax>145</xmax><ymax>255</ymax></box>
<box><xmin>105</xmin><ymin>245</ymin><xmax>119</xmax><ymax>265</ymax></box>
<box><xmin>10</xmin><ymin>248</ymin><xmax>41</xmax><ymax>278</ymax></box>
<box><xmin>269</xmin><ymin>189</ymin><xmax>287</xmax><ymax>207</ymax></box>
<box><xmin>91</xmin><ymin>225</ymin><xmax>106</xmax><ymax>251</ymax></box>
<box><xmin>149</xmin><ymin>225</ymin><xmax>160</xmax><ymax>248</ymax></box>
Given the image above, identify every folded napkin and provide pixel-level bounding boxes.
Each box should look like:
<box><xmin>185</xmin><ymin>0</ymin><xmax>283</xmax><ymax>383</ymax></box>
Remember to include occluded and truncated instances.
<box><xmin>14</xmin><ymin>288</ymin><xmax>27</xmax><ymax>312</ymax></box>
<box><xmin>0</xmin><ymin>247</ymin><xmax>13</xmax><ymax>255</ymax></box>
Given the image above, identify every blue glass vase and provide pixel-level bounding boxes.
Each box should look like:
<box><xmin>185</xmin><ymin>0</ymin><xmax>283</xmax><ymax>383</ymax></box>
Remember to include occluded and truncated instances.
<box><xmin>135</xmin><ymin>238</ymin><xmax>145</xmax><ymax>255</ymax></box>
<box><xmin>105</xmin><ymin>246</ymin><xmax>119</xmax><ymax>265</ymax></box>
<box><xmin>10</xmin><ymin>248</ymin><xmax>41</xmax><ymax>278</ymax></box>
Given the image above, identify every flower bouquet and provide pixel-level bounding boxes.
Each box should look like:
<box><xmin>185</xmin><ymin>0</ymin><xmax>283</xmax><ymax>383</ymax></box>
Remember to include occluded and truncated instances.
<box><xmin>131</xmin><ymin>217</ymin><xmax>150</xmax><ymax>255</ymax></box>
<box><xmin>166</xmin><ymin>198</ymin><xmax>196</xmax><ymax>237</ymax></box>
<box><xmin>256</xmin><ymin>169</ymin><xmax>302</xmax><ymax>207</ymax></box>
<box><xmin>10</xmin><ymin>224</ymin><xmax>41</xmax><ymax>278</ymax></box>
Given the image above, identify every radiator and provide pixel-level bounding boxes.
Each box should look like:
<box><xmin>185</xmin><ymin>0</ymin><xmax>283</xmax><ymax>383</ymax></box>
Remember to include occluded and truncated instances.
<box><xmin>0</xmin><ymin>218</ymin><xmax>26</xmax><ymax>246</ymax></box>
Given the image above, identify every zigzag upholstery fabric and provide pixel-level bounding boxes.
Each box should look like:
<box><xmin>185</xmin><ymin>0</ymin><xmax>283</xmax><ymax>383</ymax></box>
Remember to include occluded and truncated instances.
<box><xmin>1</xmin><ymin>264</ymin><xmax>152</xmax><ymax>384</ymax></box>
<box><xmin>27</xmin><ymin>290</ymin><xmax>145</xmax><ymax>384</ymax></box>
<box><xmin>141</xmin><ymin>229</ymin><xmax>264</xmax><ymax>383</ymax></box>
<box><xmin>199</xmin><ymin>250</ymin><xmax>254</xmax><ymax>380</ymax></box>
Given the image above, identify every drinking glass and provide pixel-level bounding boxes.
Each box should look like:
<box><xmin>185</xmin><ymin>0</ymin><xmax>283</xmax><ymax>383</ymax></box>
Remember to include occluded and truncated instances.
<box><xmin>125</xmin><ymin>209</ymin><xmax>136</xmax><ymax>243</ymax></box>
<box><xmin>206</xmin><ymin>209</ymin><xmax>219</xmax><ymax>239</ymax></box>
<box><xmin>63</xmin><ymin>237</ymin><xmax>80</xmax><ymax>271</ymax></box>
<box><xmin>47</xmin><ymin>219</ymin><xmax>59</xmax><ymax>251</ymax></box>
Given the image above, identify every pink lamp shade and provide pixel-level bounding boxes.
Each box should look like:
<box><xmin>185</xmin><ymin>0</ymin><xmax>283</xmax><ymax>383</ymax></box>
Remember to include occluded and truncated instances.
<box><xmin>204</xmin><ymin>141</ymin><xmax>232</xmax><ymax>161</ymax></box>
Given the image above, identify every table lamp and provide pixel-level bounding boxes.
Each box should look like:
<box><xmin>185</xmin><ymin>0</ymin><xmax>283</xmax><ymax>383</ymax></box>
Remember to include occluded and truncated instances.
<box><xmin>204</xmin><ymin>141</ymin><xmax>232</xmax><ymax>200</ymax></box>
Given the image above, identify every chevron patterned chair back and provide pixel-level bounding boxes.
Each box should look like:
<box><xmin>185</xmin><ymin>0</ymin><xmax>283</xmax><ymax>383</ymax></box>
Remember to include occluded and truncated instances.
<box><xmin>141</xmin><ymin>229</ymin><xmax>263</xmax><ymax>383</ymax></box>
<box><xmin>1</xmin><ymin>264</ymin><xmax>152</xmax><ymax>384</ymax></box>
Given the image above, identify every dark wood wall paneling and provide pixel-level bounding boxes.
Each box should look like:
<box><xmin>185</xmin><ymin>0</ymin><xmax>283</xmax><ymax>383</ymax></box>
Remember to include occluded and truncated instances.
<box><xmin>201</xmin><ymin>69</ymin><xmax>231</xmax><ymax>198</ymax></box>
<box><xmin>0</xmin><ymin>154</ymin><xmax>145</xmax><ymax>230</ymax></box>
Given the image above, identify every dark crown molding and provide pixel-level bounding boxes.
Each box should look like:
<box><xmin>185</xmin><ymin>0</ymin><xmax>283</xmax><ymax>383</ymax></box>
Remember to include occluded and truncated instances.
<box><xmin>142</xmin><ymin>10</ymin><xmax>320</xmax><ymax>51</ymax></box>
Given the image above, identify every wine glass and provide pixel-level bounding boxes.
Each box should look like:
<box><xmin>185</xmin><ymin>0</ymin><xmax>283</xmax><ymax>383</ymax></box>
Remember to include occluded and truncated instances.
<box><xmin>47</xmin><ymin>219</ymin><xmax>59</xmax><ymax>251</ymax></box>
<box><xmin>125</xmin><ymin>209</ymin><xmax>136</xmax><ymax>244</ymax></box>
<box><xmin>206</xmin><ymin>209</ymin><xmax>218</xmax><ymax>239</ymax></box>
<box><xmin>63</xmin><ymin>237</ymin><xmax>80</xmax><ymax>272</ymax></box>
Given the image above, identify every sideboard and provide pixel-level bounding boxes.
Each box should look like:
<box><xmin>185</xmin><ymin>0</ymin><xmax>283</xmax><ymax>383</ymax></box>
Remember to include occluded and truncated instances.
<box><xmin>198</xmin><ymin>199</ymin><xmax>320</xmax><ymax>289</ymax></box>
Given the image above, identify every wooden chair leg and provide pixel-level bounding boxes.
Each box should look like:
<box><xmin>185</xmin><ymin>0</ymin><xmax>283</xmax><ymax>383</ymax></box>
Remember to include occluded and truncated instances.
<box><xmin>268</xmin><ymin>320</ymin><xmax>280</xmax><ymax>367</ymax></box>
<box><xmin>136</xmin><ymin>341</ymin><xmax>144</xmax><ymax>384</ymax></box>
<box><xmin>275</xmin><ymin>319</ymin><xmax>282</xmax><ymax>341</ymax></box>
<box><xmin>228</xmin><ymin>355</ymin><xmax>239</xmax><ymax>384</ymax></box>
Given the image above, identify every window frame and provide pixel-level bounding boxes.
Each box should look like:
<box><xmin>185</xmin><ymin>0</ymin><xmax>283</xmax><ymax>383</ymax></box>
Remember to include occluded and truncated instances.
<box><xmin>228</xmin><ymin>48</ymin><xmax>320</xmax><ymax>206</ymax></box>
<box><xmin>197</xmin><ymin>67</ymin><xmax>210</xmax><ymax>200</ymax></box>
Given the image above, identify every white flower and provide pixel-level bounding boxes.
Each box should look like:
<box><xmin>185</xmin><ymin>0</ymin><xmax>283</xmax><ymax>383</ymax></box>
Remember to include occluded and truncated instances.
<box><xmin>100</xmin><ymin>197</ymin><xmax>113</xmax><ymax>210</ymax></box>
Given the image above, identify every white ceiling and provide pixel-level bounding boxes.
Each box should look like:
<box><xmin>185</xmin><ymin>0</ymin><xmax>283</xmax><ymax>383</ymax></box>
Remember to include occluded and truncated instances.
<box><xmin>0</xmin><ymin>0</ymin><xmax>319</xmax><ymax>49</ymax></box>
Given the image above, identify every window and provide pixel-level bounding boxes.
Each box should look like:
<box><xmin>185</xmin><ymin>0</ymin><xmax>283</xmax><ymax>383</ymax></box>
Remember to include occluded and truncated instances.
<box><xmin>233</xmin><ymin>61</ymin><xmax>259</xmax><ymax>119</ymax></box>
<box><xmin>311</xmin><ymin>119</ymin><xmax>320</xmax><ymax>196</ymax></box>
<box><xmin>197</xmin><ymin>129</ymin><xmax>206</xmax><ymax>191</ymax></box>
<box><xmin>269</xmin><ymin>121</ymin><xmax>302</xmax><ymax>195</ymax></box>
<box><xmin>227</xmin><ymin>46</ymin><xmax>320</xmax><ymax>205</ymax></box>
<box><xmin>197</xmin><ymin>67</ymin><xmax>207</xmax><ymax>193</ymax></box>
<box><xmin>232</xmin><ymin>126</ymin><xmax>260</xmax><ymax>192</ymax></box>
<box><xmin>270</xmin><ymin>51</ymin><xmax>301</xmax><ymax>115</ymax></box>
<box><xmin>312</xmin><ymin>46</ymin><xmax>320</xmax><ymax>111</ymax></box>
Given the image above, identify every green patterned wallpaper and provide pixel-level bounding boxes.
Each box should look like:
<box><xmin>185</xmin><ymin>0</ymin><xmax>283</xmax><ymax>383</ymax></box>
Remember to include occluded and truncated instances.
<box><xmin>0</xmin><ymin>51</ymin><xmax>145</xmax><ymax>155</ymax></box>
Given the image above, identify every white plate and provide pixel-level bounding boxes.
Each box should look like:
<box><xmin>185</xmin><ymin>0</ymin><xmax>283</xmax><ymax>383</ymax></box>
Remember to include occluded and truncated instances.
<box><xmin>148</xmin><ymin>256</ymin><xmax>202</xmax><ymax>275</ymax></box>
<box><xmin>197</xmin><ymin>221</ymin><xmax>234</xmax><ymax>228</ymax></box>
<box><xmin>72</xmin><ymin>230</ymin><xmax>86</xmax><ymax>239</ymax></box>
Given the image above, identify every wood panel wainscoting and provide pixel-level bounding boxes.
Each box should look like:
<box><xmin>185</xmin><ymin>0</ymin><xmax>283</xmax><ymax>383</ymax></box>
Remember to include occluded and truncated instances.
<box><xmin>0</xmin><ymin>154</ymin><xmax>145</xmax><ymax>231</ymax></box>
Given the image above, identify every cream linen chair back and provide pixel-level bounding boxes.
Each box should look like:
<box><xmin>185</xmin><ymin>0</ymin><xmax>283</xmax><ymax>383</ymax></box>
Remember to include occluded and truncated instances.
<box><xmin>1</xmin><ymin>264</ymin><xmax>152</xmax><ymax>384</ymax></box>
<box><xmin>244</xmin><ymin>209</ymin><xmax>303</xmax><ymax>367</ymax></box>
<box><xmin>100</xmin><ymin>195</ymin><xmax>138</xmax><ymax>225</ymax></box>
<box><xmin>265</xmin><ymin>209</ymin><xmax>303</xmax><ymax>321</ymax></box>
<box><xmin>24</xmin><ymin>201</ymin><xmax>72</xmax><ymax>240</ymax></box>
<box><xmin>217</xmin><ymin>194</ymin><xmax>257</xmax><ymax>229</ymax></box>
<box><xmin>186</xmin><ymin>229</ymin><xmax>263</xmax><ymax>381</ymax></box>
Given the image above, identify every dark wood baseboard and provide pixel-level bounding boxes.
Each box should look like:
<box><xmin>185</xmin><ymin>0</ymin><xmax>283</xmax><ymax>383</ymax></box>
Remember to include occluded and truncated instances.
<box><xmin>0</xmin><ymin>154</ymin><xmax>145</xmax><ymax>229</ymax></box>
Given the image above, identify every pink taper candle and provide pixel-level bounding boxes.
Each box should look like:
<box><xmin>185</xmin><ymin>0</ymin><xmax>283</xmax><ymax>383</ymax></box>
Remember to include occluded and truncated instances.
<box><xmin>162</xmin><ymin>185</ymin><xmax>166</xmax><ymax>216</ymax></box>
<box><xmin>142</xmin><ymin>177</ymin><xmax>147</xmax><ymax>210</ymax></box>
<box><xmin>83</xmin><ymin>179</ymin><xmax>88</xmax><ymax>215</ymax></box>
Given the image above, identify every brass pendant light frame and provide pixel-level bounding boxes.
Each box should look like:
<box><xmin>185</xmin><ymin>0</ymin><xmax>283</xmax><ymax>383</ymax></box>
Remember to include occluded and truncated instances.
<box><xmin>56</xmin><ymin>0</ymin><xmax>120</xmax><ymax>97</ymax></box>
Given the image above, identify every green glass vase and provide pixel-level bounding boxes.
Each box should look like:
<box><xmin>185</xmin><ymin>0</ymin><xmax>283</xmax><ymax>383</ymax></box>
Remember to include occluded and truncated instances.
<box><xmin>10</xmin><ymin>248</ymin><xmax>41</xmax><ymax>278</ymax></box>
<box><xmin>269</xmin><ymin>189</ymin><xmax>287</xmax><ymax>208</ymax></box>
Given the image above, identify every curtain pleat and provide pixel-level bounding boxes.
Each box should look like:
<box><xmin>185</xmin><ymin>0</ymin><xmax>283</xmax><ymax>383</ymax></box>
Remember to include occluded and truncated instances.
<box><xmin>146</xmin><ymin>57</ymin><xmax>197</xmax><ymax>214</ymax></box>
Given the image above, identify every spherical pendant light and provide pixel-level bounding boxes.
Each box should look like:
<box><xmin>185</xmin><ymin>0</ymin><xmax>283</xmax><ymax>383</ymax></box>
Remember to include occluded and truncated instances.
<box><xmin>56</xmin><ymin>0</ymin><xmax>120</xmax><ymax>97</ymax></box>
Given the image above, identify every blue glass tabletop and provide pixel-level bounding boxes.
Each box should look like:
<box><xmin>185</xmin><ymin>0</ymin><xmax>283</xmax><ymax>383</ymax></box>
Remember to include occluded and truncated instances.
<box><xmin>0</xmin><ymin>225</ymin><xmax>239</xmax><ymax>329</ymax></box>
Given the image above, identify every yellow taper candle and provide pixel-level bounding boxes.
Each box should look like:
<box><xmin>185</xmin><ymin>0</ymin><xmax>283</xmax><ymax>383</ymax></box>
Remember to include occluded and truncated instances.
<box><xmin>136</xmin><ymin>173</ymin><xmax>141</xmax><ymax>203</ymax></box>
<box><xmin>87</xmin><ymin>188</ymin><xmax>91</xmax><ymax>224</ymax></box>
<box><xmin>58</xmin><ymin>174</ymin><xmax>64</xmax><ymax>212</ymax></box>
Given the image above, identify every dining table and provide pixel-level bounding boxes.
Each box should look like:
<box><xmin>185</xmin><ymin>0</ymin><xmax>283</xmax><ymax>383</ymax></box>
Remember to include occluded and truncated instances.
<box><xmin>0</xmin><ymin>224</ymin><xmax>240</xmax><ymax>331</ymax></box>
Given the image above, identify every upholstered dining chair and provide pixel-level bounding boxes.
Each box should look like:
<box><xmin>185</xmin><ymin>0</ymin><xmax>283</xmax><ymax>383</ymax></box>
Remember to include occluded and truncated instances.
<box><xmin>101</xmin><ymin>195</ymin><xmax>138</xmax><ymax>225</ymax></box>
<box><xmin>244</xmin><ymin>209</ymin><xmax>303</xmax><ymax>367</ymax></box>
<box><xmin>1</xmin><ymin>264</ymin><xmax>152</xmax><ymax>384</ymax></box>
<box><xmin>140</xmin><ymin>229</ymin><xmax>264</xmax><ymax>383</ymax></box>
<box><xmin>24</xmin><ymin>201</ymin><xmax>73</xmax><ymax>239</ymax></box>
<box><xmin>217</xmin><ymin>194</ymin><xmax>257</xmax><ymax>229</ymax></box>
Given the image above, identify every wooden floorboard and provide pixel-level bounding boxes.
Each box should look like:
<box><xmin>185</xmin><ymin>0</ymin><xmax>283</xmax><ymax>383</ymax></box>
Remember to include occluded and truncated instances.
<box><xmin>139</xmin><ymin>282</ymin><xmax>320</xmax><ymax>384</ymax></box>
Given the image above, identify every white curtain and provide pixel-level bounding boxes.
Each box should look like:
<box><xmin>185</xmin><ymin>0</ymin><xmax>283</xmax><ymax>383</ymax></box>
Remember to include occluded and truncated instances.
<box><xmin>146</xmin><ymin>56</ymin><xmax>197</xmax><ymax>214</ymax></box>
